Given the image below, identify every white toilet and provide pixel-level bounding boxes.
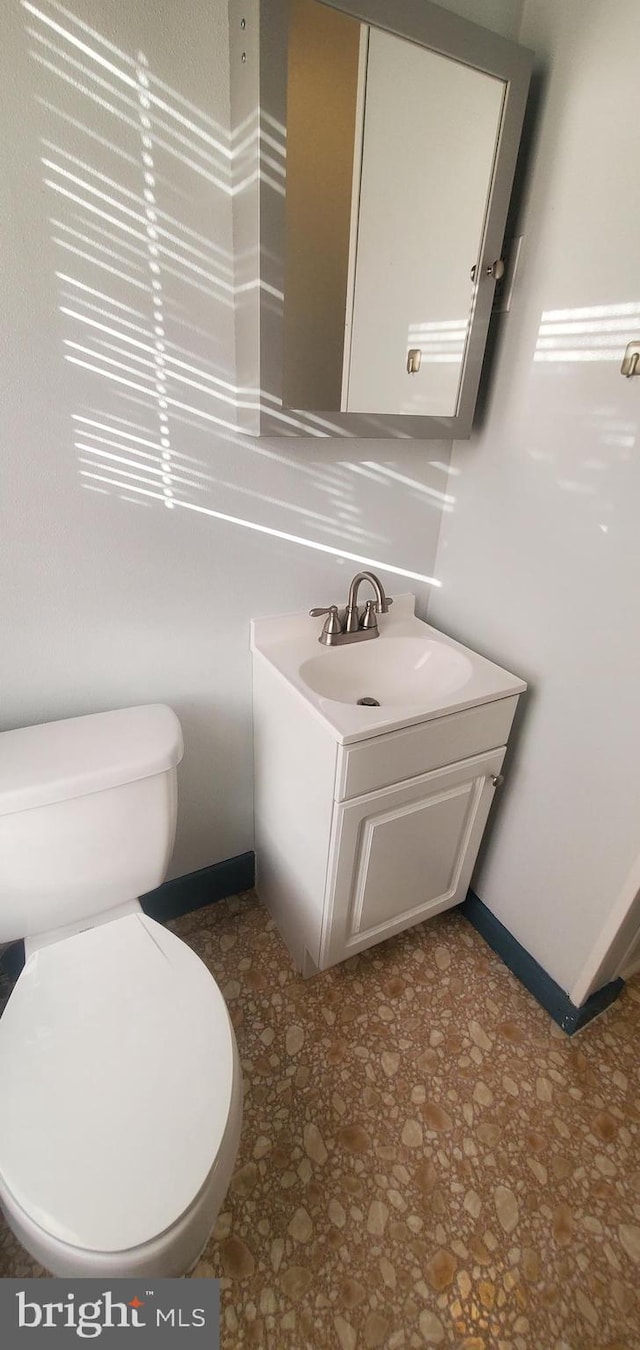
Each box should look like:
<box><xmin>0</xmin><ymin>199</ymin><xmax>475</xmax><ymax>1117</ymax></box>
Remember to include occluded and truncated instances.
<box><xmin>0</xmin><ymin>704</ymin><xmax>242</xmax><ymax>1277</ymax></box>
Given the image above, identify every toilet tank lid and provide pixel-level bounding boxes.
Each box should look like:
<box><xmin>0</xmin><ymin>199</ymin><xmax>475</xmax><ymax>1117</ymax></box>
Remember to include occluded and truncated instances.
<box><xmin>0</xmin><ymin>705</ymin><xmax>184</xmax><ymax>816</ymax></box>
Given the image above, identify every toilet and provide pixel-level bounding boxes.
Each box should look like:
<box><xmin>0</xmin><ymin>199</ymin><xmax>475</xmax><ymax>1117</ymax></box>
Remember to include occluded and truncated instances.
<box><xmin>0</xmin><ymin>704</ymin><xmax>242</xmax><ymax>1277</ymax></box>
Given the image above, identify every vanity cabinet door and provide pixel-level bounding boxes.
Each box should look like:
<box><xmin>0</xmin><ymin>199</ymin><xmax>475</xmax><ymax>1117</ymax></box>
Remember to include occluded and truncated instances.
<box><xmin>320</xmin><ymin>749</ymin><xmax>505</xmax><ymax>970</ymax></box>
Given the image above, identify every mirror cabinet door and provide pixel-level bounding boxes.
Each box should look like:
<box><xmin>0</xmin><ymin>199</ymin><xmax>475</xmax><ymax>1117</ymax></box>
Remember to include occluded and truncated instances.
<box><xmin>344</xmin><ymin>28</ymin><xmax>505</xmax><ymax>418</ymax></box>
<box><xmin>230</xmin><ymin>0</ymin><xmax>532</xmax><ymax>438</ymax></box>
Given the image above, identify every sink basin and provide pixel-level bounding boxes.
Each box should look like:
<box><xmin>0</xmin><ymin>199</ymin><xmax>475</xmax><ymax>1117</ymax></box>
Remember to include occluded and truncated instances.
<box><xmin>251</xmin><ymin>593</ymin><xmax>526</xmax><ymax>744</ymax></box>
<box><xmin>300</xmin><ymin>637</ymin><xmax>473</xmax><ymax>707</ymax></box>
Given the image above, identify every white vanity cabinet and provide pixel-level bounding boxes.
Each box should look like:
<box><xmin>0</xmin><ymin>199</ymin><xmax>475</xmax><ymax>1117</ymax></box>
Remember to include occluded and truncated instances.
<box><xmin>251</xmin><ymin>600</ymin><xmax>524</xmax><ymax>975</ymax></box>
<box><xmin>321</xmin><ymin>746</ymin><xmax>504</xmax><ymax>971</ymax></box>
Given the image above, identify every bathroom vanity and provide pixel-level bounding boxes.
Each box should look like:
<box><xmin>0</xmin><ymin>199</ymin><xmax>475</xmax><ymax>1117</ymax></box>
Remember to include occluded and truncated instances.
<box><xmin>251</xmin><ymin>596</ymin><xmax>525</xmax><ymax>974</ymax></box>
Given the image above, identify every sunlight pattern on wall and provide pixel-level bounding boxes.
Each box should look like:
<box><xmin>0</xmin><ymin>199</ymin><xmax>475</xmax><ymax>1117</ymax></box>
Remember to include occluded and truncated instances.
<box><xmin>22</xmin><ymin>0</ymin><xmax>442</xmax><ymax>588</ymax></box>
<box><xmin>24</xmin><ymin>0</ymin><xmax>237</xmax><ymax>512</ymax></box>
<box><xmin>534</xmin><ymin>301</ymin><xmax>640</xmax><ymax>363</ymax></box>
<box><xmin>407</xmin><ymin>318</ymin><xmax>469</xmax><ymax>366</ymax></box>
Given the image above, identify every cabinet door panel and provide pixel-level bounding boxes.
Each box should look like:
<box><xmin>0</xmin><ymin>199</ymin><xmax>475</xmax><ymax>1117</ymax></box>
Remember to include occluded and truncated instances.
<box><xmin>351</xmin><ymin>782</ymin><xmax>475</xmax><ymax>934</ymax></box>
<box><xmin>321</xmin><ymin>748</ymin><xmax>504</xmax><ymax>969</ymax></box>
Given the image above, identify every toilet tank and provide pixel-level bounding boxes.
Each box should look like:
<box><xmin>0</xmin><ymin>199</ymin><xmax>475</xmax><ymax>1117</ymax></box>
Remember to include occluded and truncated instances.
<box><xmin>0</xmin><ymin>705</ymin><xmax>184</xmax><ymax>943</ymax></box>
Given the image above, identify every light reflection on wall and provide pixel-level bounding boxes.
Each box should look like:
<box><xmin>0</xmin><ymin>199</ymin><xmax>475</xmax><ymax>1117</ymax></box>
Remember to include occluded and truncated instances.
<box><xmin>341</xmin><ymin>462</ymin><xmax>455</xmax><ymax>512</ymax></box>
<box><xmin>407</xmin><ymin>317</ymin><xmax>468</xmax><ymax>366</ymax></box>
<box><xmin>534</xmin><ymin>301</ymin><xmax>640</xmax><ymax>363</ymax></box>
<box><xmin>527</xmin><ymin>303</ymin><xmax>639</xmax><ymax>522</ymax></box>
<box><xmin>24</xmin><ymin>0</ymin><xmax>442</xmax><ymax>589</ymax></box>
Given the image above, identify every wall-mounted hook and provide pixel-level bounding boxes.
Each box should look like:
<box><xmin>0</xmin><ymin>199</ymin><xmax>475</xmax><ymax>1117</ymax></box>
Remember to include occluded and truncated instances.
<box><xmin>621</xmin><ymin>341</ymin><xmax>640</xmax><ymax>377</ymax></box>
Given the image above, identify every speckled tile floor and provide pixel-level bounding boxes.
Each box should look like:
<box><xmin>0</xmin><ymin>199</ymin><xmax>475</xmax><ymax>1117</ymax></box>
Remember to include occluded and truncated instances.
<box><xmin>1</xmin><ymin>892</ymin><xmax>640</xmax><ymax>1349</ymax></box>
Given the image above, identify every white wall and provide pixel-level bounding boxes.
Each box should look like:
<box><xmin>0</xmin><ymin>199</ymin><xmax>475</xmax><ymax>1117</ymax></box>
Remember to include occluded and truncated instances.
<box><xmin>0</xmin><ymin>0</ymin><xmax>449</xmax><ymax>879</ymax></box>
<box><xmin>429</xmin><ymin>0</ymin><xmax>640</xmax><ymax>995</ymax></box>
<box><xmin>436</xmin><ymin>0</ymin><xmax>524</xmax><ymax>41</ymax></box>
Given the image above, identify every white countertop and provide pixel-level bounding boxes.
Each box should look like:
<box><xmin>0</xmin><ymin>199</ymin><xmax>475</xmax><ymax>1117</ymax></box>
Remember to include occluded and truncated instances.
<box><xmin>251</xmin><ymin>595</ymin><xmax>526</xmax><ymax>745</ymax></box>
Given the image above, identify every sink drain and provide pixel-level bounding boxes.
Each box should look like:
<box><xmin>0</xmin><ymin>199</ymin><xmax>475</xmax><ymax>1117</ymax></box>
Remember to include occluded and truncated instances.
<box><xmin>357</xmin><ymin>696</ymin><xmax>380</xmax><ymax>707</ymax></box>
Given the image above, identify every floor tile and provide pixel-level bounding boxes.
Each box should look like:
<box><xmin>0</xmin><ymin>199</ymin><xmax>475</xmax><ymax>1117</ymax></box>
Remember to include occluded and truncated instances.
<box><xmin>2</xmin><ymin>893</ymin><xmax>639</xmax><ymax>1349</ymax></box>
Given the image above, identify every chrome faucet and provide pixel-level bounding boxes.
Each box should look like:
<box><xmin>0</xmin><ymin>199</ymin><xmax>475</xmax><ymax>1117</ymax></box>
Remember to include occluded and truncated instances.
<box><xmin>344</xmin><ymin>571</ymin><xmax>392</xmax><ymax>632</ymax></box>
<box><xmin>310</xmin><ymin>571</ymin><xmax>393</xmax><ymax>646</ymax></box>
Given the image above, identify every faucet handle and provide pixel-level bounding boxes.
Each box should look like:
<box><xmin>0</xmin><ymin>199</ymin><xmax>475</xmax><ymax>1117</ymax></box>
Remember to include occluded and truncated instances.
<box><xmin>310</xmin><ymin>605</ymin><xmax>343</xmax><ymax>645</ymax></box>
<box><xmin>310</xmin><ymin>605</ymin><xmax>342</xmax><ymax>627</ymax></box>
<box><xmin>360</xmin><ymin>599</ymin><xmax>379</xmax><ymax>632</ymax></box>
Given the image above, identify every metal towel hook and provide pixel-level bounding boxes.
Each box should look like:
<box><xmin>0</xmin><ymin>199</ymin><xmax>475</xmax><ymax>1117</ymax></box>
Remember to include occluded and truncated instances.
<box><xmin>621</xmin><ymin>341</ymin><xmax>640</xmax><ymax>377</ymax></box>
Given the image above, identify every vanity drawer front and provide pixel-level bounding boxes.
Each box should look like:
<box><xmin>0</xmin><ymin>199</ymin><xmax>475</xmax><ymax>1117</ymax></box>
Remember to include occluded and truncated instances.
<box><xmin>335</xmin><ymin>696</ymin><xmax>518</xmax><ymax>801</ymax></box>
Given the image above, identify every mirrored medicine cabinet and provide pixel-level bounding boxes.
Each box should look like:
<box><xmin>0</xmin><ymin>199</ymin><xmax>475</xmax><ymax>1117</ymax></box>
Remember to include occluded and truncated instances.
<box><xmin>230</xmin><ymin>0</ymin><xmax>533</xmax><ymax>438</ymax></box>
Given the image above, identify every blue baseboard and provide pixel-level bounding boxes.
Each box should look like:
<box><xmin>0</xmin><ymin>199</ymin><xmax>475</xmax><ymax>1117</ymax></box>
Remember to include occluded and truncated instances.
<box><xmin>141</xmin><ymin>850</ymin><xmax>255</xmax><ymax>923</ymax></box>
<box><xmin>4</xmin><ymin>863</ymin><xmax>621</xmax><ymax>1037</ymax></box>
<box><xmin>461</xmin><ymin>889</ymin><xmax>623</xmax><ymax>1035</ymax></box>
<box><xmin>0</xmin><ymin>852</ymin><xmax>256</xmax><ymax>984</ymax></box>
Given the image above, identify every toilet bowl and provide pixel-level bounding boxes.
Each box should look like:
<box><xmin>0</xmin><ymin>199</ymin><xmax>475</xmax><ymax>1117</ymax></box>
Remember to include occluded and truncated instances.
<box><xmin>0</xmin><ymin>705</ymin><xmax>242</xmax><ymax>1276</ymax></box>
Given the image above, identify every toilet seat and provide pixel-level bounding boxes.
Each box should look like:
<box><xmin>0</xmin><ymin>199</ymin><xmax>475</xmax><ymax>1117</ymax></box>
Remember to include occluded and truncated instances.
<box><xmin>0</xmin><ymin>914</ymin><xmax>238</xmax><ymax>1260</ymax></box>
